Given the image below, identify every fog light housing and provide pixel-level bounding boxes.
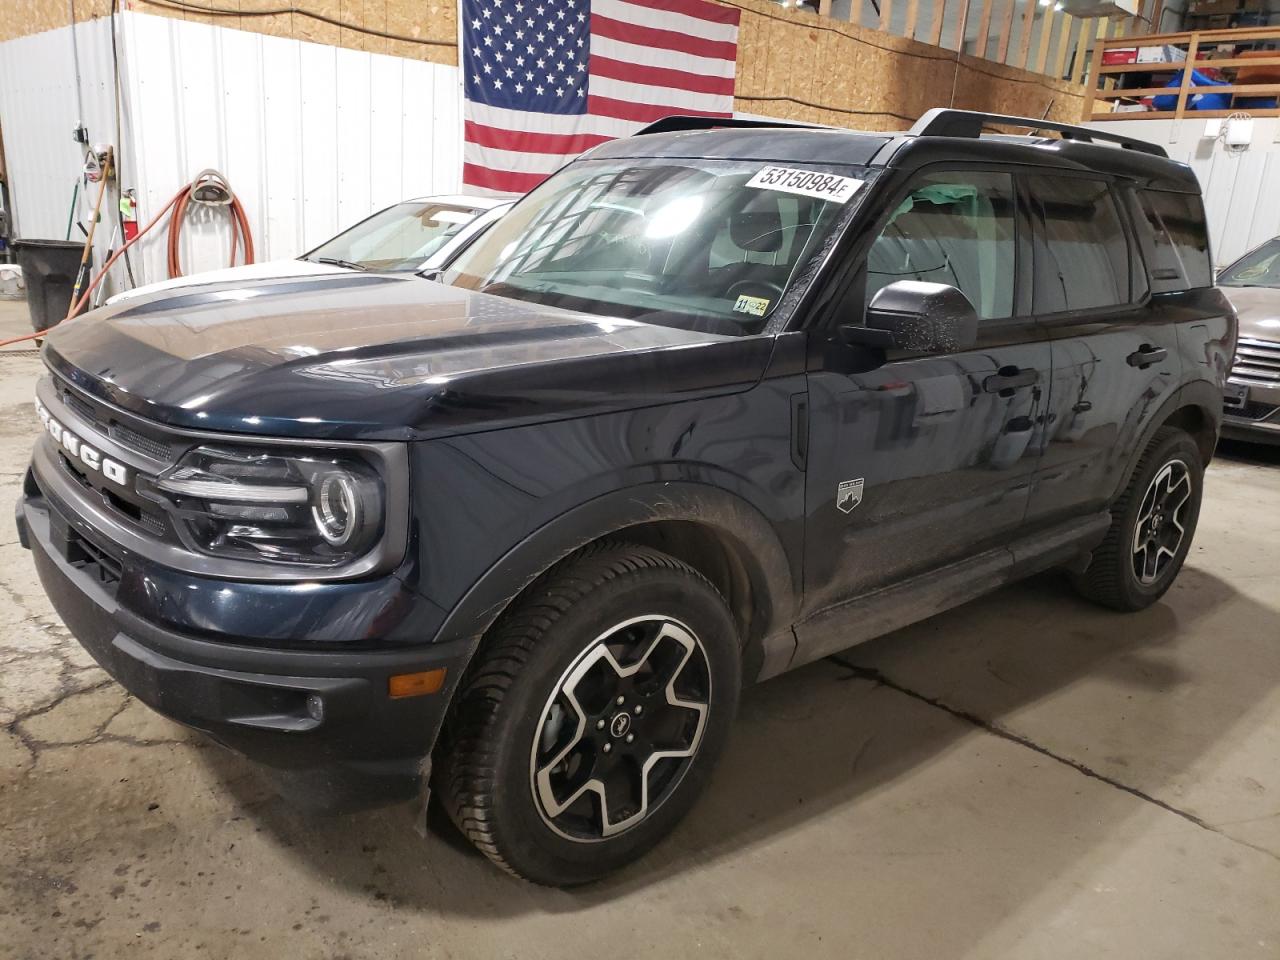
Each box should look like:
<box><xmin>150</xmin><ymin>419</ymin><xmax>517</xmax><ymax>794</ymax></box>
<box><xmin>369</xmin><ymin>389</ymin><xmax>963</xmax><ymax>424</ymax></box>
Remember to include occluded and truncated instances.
<box><xmin>305</xmin><ymin>694</ymin><xmax>325</xmax><ymax>722</ymax></box>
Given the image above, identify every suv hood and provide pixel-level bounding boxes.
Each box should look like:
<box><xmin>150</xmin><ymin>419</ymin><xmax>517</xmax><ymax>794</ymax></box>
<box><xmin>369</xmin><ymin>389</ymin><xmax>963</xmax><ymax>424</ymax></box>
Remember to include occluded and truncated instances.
<box><xmin>1220</xmin><ymin>286</ymin><xmax>1280</xmax><ymax>342</ymax></box>
<box><xmin>43</xmin><ymin>273</ymin><xmax>768</xmax><ymax>440</ymax></box>
<box><xmin>104</xmin><ymin>258</ymin><xmax>339</xmax><ymax>305</ymax></box>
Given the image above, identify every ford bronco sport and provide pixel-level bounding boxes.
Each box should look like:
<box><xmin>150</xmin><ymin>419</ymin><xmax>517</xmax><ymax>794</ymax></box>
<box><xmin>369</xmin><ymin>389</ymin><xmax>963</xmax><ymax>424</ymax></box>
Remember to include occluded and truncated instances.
<box><xmin>17</xmin><ymin>109</ymin><xmax>1234</xmax><ymax>886</ymax></box>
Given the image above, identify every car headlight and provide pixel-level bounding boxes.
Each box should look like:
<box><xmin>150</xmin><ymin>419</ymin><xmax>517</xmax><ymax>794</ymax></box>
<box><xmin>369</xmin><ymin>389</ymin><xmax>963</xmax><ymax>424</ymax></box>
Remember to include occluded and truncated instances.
<box><xmin>145</xmin><ymin>445</ymin><xmax>385</xmax><ymax>567</ymax></box>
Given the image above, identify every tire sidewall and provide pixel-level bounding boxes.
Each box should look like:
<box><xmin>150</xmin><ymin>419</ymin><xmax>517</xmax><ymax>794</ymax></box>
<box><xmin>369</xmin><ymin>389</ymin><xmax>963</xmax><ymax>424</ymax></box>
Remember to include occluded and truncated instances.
<box><xmin>479</xmin><ymin>566</ymin><xmax>740</xmax><ymax>885</ymax></box>
<box><xmin>1115</xmin><ymin>431</ymin><xmax>1204</xmax><ymax>607</ymax></box>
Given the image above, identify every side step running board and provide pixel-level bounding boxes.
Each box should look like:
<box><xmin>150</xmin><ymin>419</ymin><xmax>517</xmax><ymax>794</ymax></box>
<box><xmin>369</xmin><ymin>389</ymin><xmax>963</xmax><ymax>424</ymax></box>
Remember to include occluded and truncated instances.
<box><xmin>785</xmin><ymin>512</ymin><xmax>1111</xmax><ymax>673</ymax></box>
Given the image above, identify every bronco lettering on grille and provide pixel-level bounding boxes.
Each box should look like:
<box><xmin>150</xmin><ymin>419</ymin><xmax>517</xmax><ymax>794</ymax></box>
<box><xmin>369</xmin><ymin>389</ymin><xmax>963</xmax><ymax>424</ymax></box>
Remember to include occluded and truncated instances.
<box><xmin>35</xmin><ymin>399</ymin><xmax>130</xmax><ymax>487</ymax></box>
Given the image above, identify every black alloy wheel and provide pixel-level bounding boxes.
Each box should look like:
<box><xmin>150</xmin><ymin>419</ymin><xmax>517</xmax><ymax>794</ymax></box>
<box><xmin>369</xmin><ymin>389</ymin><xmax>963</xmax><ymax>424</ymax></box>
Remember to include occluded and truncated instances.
<box><xmin>437</xmin><ymin>542</ymin><xmax>740</xmax><ymax>885</ymax></box>
<box><xmin>1072</xmin><ymin>426</ymin><xmax>1204</xmax><ymax>611</ymax></box>
<box><xmin>530</xmin><ymin>614</ymin><xmax>711</xmax><ymax>841</ymax></box>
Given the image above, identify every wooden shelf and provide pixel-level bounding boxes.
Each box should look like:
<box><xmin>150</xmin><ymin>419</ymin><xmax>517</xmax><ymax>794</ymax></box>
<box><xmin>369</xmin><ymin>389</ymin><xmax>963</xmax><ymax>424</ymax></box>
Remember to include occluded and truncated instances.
<box><xmin>1089</xmin><ymin>26</ymin><xmax>1280</xmax><ymax>121</ymax></box>
<box><xmin>1091</xmin><ymin>107</ymin><xmax>1280</xmax><ymax>118</ymax></box>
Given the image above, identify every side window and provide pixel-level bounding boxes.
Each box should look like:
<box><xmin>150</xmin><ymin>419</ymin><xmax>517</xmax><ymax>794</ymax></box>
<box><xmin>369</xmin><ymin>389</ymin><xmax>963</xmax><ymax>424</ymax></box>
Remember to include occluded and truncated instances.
<box><xmin>1136</xmin><ymin>190</ymin><xmax>1213</xmax><ymax>292</ymax></box>
<box><xmin>865</xmin><ymin>171</ymin><xmax>1016</xmax><ymax>321</ymax></box>
<box><xmin>1027</xmin><ymin>176</ymin><xmax>1130</xmax><ymax>313</ymax></box>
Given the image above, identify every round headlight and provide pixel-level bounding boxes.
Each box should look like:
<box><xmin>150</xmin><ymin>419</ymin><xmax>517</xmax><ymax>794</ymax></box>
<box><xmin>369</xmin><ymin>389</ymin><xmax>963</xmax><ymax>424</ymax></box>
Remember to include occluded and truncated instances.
<box><xmin>312</xmin><ymin>471</ymin><xmax>362</xmax><ymax>546</ymax></box>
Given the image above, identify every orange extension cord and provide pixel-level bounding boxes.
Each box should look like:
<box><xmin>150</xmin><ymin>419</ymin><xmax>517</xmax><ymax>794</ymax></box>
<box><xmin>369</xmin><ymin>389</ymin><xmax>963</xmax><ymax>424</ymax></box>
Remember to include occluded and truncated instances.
<box><xmin>0</xmin><ymin>171</ymin><xmax>254</xmax><ymax>349</ymax></box>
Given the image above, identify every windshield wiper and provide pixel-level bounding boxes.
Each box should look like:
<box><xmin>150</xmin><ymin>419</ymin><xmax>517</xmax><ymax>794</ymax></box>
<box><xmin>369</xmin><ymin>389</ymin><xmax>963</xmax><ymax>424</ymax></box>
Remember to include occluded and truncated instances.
<box><xmin>311</xmin><ymin>256</ymin><xmax>367</xmax><ymax>271</ymax></box>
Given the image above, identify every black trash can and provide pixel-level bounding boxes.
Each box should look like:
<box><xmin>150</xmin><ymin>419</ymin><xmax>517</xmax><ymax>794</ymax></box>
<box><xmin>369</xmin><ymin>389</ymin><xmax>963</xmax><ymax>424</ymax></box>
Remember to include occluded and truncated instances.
<box><xmin>14</xmin><ymin>239</ymin><xmax>89</xmax><ymax>333</ymax></box>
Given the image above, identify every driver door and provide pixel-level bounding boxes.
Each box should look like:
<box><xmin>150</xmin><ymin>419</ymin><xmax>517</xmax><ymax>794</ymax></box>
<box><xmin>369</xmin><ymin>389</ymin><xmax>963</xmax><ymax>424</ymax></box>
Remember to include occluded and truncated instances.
<box><xmin>797</xmin><ymin>168</ymin><xmax>1053</xmax><ymax>627</ymax></box>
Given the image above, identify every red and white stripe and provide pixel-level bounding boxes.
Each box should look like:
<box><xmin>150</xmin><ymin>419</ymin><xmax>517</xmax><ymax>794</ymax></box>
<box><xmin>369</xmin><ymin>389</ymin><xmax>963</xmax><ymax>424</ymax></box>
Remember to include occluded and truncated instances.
<box><xmin>462</xmin><ymin>0</ymin><xmax>740</xmax><ymax>196</ymax></box>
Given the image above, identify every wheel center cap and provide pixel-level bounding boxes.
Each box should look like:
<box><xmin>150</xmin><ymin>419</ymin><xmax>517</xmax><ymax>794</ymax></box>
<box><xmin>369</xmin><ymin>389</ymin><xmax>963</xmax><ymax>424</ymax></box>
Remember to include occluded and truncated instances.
<box><xmin>609</xmin><ymin>712</ymin><xmax>632</xmax><ymax>738</ymax></box>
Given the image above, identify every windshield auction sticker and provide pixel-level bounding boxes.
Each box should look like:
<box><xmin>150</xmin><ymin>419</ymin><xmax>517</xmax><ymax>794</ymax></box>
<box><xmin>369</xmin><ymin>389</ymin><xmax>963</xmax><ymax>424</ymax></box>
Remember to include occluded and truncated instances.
<box><xmin>746</xmin><ymin>167</ymin><xmax>864</xmax><ymax>204</ymax></box>
<box><xmin>733</xmin><ymin>295</ymin><xmax>770</xmax><ymax>316</ymax></box>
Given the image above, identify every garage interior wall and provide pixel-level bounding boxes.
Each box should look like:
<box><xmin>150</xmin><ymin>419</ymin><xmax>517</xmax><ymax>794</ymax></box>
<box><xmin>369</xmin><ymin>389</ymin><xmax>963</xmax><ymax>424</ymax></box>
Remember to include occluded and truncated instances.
<box><xmin>0</xmin><ymin>0</ymin><xmax>1088</xmax><ymax>296</ymax></box>
<box><xmin>110</xmin><ymin>0</ymin><xmax>1088</xmax><ymax>128</ymax></box>
<box><xmin>0</xmin><ymin>10</ymin><xmax>463</xmax><ymax>293</ymax></box>
<box><xmin>1084</xmin><ymin>117</ymin><xmax>1280</xmax><ymax>269</ymax></box>
<box><xmin>731</xmin><ymin>0</ymin><xmax>1087</xmax><ymax>128</ymax></box>
<box><xmin>0</xmin><ymin>0</ymin><xmax>459</xmax><ymax>61</ymax></box>
<box><xmin>0</xmin><ymin>16</ymin><xmax>121</xmax><ymax>268</ymax></box>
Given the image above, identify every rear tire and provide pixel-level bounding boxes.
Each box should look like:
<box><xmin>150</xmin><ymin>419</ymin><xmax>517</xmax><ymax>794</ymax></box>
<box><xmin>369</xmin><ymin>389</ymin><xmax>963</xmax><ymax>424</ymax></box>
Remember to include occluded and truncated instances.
<box><xmin>436</xmin><ymin>541</ymin><xmax>740</xmax><ymax>885</ymax></box>
<box><xmin>1071</xmin><ymin>426</ymin><xmax>1203</xmax><ymax>611</ymax></box>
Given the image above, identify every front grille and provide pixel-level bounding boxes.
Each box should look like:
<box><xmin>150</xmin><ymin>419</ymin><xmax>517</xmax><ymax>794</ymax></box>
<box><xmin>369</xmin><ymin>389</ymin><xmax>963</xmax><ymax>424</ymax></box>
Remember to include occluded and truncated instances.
<box><xmin>1225</xmin><ymin>398</ymin><xmax>1280</xmax><ymax>421</ymax></box>
<box><xmin>53</xmin><ymin>376</ymin><xmax>175</xmax><ymax>465</ymax></box>
<box><xmin>1232</xmin><ymin>337</ymin><xmax>1280</xmax><ymax>384</ymax></box>
<box><xmin>109</xmin><ymin>422</ymin><xmax>172</xmax><ymax>462</ymax></box>
<box><xmin>56</xmin><ymin>450</ymin><xmax>167</xmax><ymax>536</ymax></box>
<box><xmin>62</xmin><ymin>387</ymin><xmax>99</xmax><ymax>424</ymax></box>
<box><xmin>139</xmin><ymin>511</ymin><xmax>166</xmax><ymax>536</ymax></box>
<box><xmin>43</xmin><ymin>373</ymin><xmax>181</xmax><ymax>545</ymax></box>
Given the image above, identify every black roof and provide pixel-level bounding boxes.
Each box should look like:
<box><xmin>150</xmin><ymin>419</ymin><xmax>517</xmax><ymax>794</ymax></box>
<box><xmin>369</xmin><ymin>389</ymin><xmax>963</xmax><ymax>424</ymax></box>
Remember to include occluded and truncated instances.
<box><xmin>589</xmin><ymin>126</ymin><xmax>891</xmax><ymax>167</ymax></box>
<box><xmin>589</xmin><ymin>109</ymin><xmax>1199</xmax><ymax>194</ymax></box>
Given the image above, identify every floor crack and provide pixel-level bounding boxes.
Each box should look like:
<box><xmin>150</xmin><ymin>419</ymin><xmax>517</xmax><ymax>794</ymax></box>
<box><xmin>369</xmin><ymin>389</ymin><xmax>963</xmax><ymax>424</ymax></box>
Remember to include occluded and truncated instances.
<box><xmin>827</xmin><ymin>654</ymin><xmax>1280</xmax><ymax>865</ymax></box>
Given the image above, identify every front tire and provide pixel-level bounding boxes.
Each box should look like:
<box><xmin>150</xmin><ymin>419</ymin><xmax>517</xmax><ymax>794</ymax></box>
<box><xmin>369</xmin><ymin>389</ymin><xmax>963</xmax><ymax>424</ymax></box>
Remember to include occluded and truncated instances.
<box><xmin>1072</xmin><ymin>426</ymin><xmax>1204</xmax><ymax>611</ymax></box>
<box><xmin>436</xmin><ymin>542</ymin><xmax>741</xmax><ymax>885</ymax></box>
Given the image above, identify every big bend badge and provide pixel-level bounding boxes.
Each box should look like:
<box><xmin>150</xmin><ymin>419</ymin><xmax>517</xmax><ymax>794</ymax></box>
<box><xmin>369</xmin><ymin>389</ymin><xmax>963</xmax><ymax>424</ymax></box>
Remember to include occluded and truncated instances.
<box><xmin>836</xmin><ymin>478</ymin><xmax>864</xmax><ymax>514</ymax></box>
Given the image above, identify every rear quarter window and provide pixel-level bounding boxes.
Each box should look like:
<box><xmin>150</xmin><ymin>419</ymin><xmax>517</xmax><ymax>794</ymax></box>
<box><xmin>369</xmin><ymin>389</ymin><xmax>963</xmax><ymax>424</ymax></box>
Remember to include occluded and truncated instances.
<box><xmin>1027</xmin><ymin>176</ymin><xmax>1130</xmax><ymax>313</ymax></box>
<box><xmin>1135</xmin><ymin>190</ymin><xmax>1213</xmax><ymax>293</ymax></box>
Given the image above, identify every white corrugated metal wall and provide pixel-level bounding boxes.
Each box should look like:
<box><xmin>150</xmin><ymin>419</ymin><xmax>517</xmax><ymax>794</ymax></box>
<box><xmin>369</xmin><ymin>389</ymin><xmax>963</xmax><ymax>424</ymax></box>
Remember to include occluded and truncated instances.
<box><xmin>0</xmin><ymin>11</ymin><xmax>463</xmax><ymax>298</ymax></box>
<box><xmin>119</xmin><ymin>13</ymin><xmax>463</xmax><ymax>285</ymax></box>
<box><xmin>0</xmin><ymin>17</ymin><xmax>126</xmax><ymax>279</ymax></box>
<box><xmin>1086</xmin><ymin>117</ymin><xmax>1280</xmax><ymax>269</ymax></box>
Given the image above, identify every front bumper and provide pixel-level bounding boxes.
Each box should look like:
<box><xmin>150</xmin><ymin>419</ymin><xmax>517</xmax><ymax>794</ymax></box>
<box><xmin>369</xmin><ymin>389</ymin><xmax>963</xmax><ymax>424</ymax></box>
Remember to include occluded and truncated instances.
<box><xmin>18</xmin><ymin>483</ymin><xmax>471</xmax><ymax>810</ymax></box>
<box><xmin>1222</xmin><ymin>376</ymin><xmax>1280</xmax><ymax>445</ymax></box>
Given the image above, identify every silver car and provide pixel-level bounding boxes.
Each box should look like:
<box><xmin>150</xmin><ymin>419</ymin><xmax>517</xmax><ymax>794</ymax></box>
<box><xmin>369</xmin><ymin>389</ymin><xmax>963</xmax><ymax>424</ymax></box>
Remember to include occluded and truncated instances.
<box><xmin>106</xmin><ymin>194</ymin><xmax>513</xmax><ymax>306</ymax></box>
<box><xmin>1219</xmin><ymin>238</ymin><xmax>1280</xmax><ymax>444</ymax></box>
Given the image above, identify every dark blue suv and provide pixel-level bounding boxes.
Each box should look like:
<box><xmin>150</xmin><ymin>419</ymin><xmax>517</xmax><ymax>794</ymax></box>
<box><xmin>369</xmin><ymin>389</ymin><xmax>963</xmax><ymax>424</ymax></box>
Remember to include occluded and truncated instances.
<box><xmin>17</xmin><ymin>110</ymin><xmax>1234</xmax><ymax>885</ymax></box>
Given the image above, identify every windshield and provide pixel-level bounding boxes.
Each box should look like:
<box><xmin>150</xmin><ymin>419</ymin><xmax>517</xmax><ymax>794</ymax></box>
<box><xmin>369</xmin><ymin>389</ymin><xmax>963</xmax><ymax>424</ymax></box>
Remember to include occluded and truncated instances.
<box><xmin>1219</xmin><ymin>238</ymin><xmax>1280</xmax><ymax>288</ymax></box>
<box><xmin>441</xmin><ymin>158</ymin><xmax>866</xmax><ymax>335</ymax></box>
<box><xmin>305</xmin><ymin>201</ymin><xmax>485</xmax><ymax>272</ymax></box>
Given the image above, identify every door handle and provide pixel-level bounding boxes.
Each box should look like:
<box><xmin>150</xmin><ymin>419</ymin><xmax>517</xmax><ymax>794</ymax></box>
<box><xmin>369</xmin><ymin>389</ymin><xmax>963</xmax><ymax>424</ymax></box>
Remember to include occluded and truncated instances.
<box><xmin>1126</xmin><ymin>344</ymin><xmax>1168</xmax><ymax>369</ymax></box>
<box><xmin>983</xmin><ymin>366</ymin><xmax>1038</xmax><ymax>396</ymax></box>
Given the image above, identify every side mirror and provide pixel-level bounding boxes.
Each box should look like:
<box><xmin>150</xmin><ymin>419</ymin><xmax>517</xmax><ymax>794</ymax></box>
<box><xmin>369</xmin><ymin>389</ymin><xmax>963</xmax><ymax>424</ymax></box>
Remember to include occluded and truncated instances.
<box><xmin>841</xmin><ymin>280</ymin><xmax>979</xmax><ymax>354</ymax></box>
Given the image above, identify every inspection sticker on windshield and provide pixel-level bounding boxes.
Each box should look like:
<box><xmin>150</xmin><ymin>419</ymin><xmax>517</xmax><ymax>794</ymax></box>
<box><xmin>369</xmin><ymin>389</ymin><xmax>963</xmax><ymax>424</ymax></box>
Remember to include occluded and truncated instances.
<box><xmin>746</xmin><ymin>166</ymin><xmax>863</xmax><ymax>204</ymax></box>
<box><xmin>733</xmin><ymin>295</ymin><xmax>770</xmax><ymax>316</ymax></box>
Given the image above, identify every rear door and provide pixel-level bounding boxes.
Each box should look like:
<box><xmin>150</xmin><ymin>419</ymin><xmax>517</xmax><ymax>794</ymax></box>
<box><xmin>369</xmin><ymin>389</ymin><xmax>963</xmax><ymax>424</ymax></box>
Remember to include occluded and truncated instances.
<box><xmin>1023</xmin><ymin>174</ymin><xmax>1183</xmax><ymax>526</ymax></box>
<box><xmin>800</xmin><ymin>167</ymin><xmax>1053</xmax><ymax>617</ymax></box>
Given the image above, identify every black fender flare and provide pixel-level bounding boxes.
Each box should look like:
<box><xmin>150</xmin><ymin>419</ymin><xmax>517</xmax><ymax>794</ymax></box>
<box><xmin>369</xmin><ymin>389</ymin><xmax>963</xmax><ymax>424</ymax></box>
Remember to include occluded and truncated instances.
<box><xmin>1111</xmin><ymin>379</ymin><xmax>1221</xmax><ymax>502</ymax></box>
<box><xmin>429</xmin><ymin>480</ymin><xmax>800</xmax><ymax>685</ymax></box>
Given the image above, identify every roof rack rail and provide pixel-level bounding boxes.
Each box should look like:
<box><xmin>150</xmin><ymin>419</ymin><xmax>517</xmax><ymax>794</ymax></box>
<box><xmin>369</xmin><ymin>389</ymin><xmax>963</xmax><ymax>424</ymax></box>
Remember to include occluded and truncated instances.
<box><xmin>908</xmin><ymin>108</ymin><xmax>1168</xmax><ymax>158</ymax></box>
<box><xmin>634</xmin><ymin>115</ymin><xmax>827</xmax><ymax>137</ymax></box>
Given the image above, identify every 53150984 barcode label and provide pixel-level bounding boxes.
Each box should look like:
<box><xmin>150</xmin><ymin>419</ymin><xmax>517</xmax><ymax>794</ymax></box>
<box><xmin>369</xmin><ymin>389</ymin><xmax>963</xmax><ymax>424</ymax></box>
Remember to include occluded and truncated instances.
<box><xmin>745</xmin><ymin>166</ymin><xmax>864</xmax><ymax>204</ymax></box>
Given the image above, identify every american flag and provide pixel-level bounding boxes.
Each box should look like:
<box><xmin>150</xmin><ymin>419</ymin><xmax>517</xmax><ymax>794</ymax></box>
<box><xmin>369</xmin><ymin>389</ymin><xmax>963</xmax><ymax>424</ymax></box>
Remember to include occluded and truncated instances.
<box><xmin>461</xmin><ymin>0</ymin><xmax>741</xmax><ymax>195</ymax></box>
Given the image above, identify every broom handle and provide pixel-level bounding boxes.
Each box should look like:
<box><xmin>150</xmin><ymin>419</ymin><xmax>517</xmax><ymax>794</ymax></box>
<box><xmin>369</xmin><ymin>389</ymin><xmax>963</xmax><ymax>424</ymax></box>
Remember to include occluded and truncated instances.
<box><xmin>66</xmin><ymin>150</ymin><xmax>112</xmax><ymax>319</ymax></box>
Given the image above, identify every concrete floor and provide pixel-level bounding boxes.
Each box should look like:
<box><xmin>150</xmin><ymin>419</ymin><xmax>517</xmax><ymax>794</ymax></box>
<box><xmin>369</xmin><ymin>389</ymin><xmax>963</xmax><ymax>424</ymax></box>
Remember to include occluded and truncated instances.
<box><xmin>1</xmin><ymin>297</ymin><xmax>1278</xmax><ymax>959</ymax></box>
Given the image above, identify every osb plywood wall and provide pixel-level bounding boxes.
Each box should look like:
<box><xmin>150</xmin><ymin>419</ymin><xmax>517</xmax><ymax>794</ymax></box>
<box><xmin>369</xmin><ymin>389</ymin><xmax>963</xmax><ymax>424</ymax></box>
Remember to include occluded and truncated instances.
<box><xmin>730</xmin><ymin>0</ymin><xmax>1087</xmax><ymax>127</ymax></box>
<box><xmin>2</xmin><ymin>0</ymin><xmax>457</xmax><ymax>64</ymax></box>
<box><xmin>952</xmin><ymin>54</ymin><xmax>1086</xmax><ymax>126</ymax></box>
<box><xmin>5</xmin><ymin>0</ymin><xmax>1086</xmax><ymax>122</ymax></box>
<box><xmin>4</xmin><ymin>0</ymin><xmax>111</xmax><ymax>41</ymax></box>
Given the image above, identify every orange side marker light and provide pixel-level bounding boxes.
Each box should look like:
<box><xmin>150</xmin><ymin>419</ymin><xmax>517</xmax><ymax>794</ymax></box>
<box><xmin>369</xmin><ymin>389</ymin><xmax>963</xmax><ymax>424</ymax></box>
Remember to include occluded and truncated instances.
<box><xmin>388</xmin><ymin>668</ymin><xmax>447</xmax><ymax>699</ymax></box>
